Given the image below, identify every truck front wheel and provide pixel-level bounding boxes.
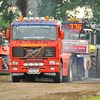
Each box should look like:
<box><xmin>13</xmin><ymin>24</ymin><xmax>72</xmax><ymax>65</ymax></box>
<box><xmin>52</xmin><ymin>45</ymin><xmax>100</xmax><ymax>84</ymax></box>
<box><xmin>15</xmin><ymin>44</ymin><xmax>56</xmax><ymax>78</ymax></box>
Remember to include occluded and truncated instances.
<box><xmin>53</xmin><ymin>63</ymin><xmax>62</xmax><ymax>83</ymax></box>
<box><xmin>24</xmin><ymin>75</ymin><xmax>36</xmax><ymax>82</ymax></box>
<box><xmin>12</xmin><ymin>76</ymin><xmax>20</xmax><ymax>82</ymax></box>
<box><xmin>63</xmin><ymin>58</ymin><xmax>73</xmax><ymax>82</ymax></box>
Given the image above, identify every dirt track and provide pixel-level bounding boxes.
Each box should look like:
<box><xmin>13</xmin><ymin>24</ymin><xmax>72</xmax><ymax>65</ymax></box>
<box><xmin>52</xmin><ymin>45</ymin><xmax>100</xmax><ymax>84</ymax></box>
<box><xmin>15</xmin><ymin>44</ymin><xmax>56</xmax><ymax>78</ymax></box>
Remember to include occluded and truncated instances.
<box><xmin>0</xmin><ymin>76</ymin><xmax>100</xmax><ymax>100</ymax></box>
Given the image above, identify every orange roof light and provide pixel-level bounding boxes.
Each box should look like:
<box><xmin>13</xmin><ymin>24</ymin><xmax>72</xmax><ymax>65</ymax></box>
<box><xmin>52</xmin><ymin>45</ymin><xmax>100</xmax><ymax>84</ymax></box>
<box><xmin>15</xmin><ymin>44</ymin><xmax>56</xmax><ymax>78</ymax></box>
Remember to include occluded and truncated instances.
<box><xmin>2</xmin><ymin>30</ymin><xmax>5</xmax><ymax>33</ymax></box>
<box><xmin>19</xmin><ymin>16</ymin><xmax>23</xmax><ymax>20</ymax></box>
<box><xmin>68</xmin><ymin>18</ymin><xmax>79</xmax><ymax>22</ymax></box>
<box><xmin>82</xmin><ymin>18</ymin><xmax>84</xmax><ymax>21</ymax></box>
<box><xmin>46</xmin><ymin>16</ymin><xmax>49</xmax><ymax>21</ymax></box>
<box><xmin>92</xmin><ymin>27</ymin><xmax>95</xmax><ymax>29</ymax></box>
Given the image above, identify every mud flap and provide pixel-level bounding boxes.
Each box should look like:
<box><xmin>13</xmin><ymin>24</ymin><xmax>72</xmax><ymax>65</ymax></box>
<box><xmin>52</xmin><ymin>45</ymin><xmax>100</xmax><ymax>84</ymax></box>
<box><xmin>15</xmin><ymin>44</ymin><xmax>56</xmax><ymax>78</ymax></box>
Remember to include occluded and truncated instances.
<box><xmin>77</xmin><ymin>57</ymin><xmax>84</xmax><ymax>80</ymax></box>
<box><xmin>68</xmin><ymin>56</ymin><xmax>77</xmax><ymax>81</ymax></box>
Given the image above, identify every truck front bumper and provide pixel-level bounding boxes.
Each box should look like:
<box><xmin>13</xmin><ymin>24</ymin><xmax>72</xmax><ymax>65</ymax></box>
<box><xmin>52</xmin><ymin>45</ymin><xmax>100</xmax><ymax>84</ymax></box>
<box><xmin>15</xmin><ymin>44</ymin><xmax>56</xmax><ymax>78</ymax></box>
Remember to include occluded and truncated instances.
<box><xmin>10</xmin><ymin>66</ymin><xmax>59</xmax><ymax>74</ymax></box>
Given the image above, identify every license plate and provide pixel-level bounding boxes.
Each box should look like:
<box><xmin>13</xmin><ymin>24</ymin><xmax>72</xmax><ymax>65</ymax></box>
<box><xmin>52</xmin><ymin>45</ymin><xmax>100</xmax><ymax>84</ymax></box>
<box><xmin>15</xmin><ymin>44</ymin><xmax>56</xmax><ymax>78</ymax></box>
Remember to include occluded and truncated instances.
<box><xmin>12</xmin><ymin>73</ymin><xmax>24</xmax><ymax>76</ymax></box>
<box><xmin>29</xmin><ymin>67</ymin><xmax>39</xmax><ymax>73</ymax></box>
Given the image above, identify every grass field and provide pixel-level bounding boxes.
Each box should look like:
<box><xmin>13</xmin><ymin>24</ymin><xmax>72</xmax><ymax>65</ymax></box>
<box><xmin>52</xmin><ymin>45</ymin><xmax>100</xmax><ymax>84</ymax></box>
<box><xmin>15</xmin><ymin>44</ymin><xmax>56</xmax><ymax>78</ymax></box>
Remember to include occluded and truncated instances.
<box><xmin>79</xmin><ymin>96</ymin><xmax>100</xmax><ymax>100</ymax></box>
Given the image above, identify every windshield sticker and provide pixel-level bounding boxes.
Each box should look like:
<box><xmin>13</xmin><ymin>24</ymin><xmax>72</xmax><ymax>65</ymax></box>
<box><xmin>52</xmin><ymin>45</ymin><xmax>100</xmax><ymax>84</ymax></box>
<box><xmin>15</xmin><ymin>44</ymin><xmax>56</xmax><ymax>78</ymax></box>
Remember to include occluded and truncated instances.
<box><xmin>23</xmin><ymin>36</ymin><xmax>44</xmax><ymax>39</ymax></box>
<box><xmin>16</xmin><ymin>26</ymin><xmax>55</xmax><ymax>28</ymax></box>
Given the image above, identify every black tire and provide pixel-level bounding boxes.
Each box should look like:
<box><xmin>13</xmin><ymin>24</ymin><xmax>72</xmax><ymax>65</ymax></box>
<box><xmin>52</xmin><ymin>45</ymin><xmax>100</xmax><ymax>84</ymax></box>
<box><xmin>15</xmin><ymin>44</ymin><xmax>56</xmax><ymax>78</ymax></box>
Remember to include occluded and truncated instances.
<box><xmin>88</xmin><ymin>57</ymin><xmax>96</xmax><ymax>78</ymax></box>
<box><xmin>24</xmin><ymin>75</ymin><xmax>36</xmax><ymax>82</ymax></box>
<box><xmin>53</xmin><ymin>63</ymin><xmax>62</xmax><ymax>83</ymax></box>
<box><xmin>62</xmin><ymin>76</ymin><xmax>68</xmax><ymax>82</ymax></box>
<box><xmin>65</xmin><ymin>57</ymin><xmax>77</xmax><ymax>82</ymax></box>
<box><xmin>96</xmin><ymin>49</ymin><xmax>100</xmax><ymax>78</ymax></box>
<box><xmin>1</xmin><ymin>55</ymin><xmax>9</xmax><ymax>70</ymax></box>
<box><xmin>12</xmin><ymin>76</ymin><xmax>20</xmax><ymax>82</ymax></box>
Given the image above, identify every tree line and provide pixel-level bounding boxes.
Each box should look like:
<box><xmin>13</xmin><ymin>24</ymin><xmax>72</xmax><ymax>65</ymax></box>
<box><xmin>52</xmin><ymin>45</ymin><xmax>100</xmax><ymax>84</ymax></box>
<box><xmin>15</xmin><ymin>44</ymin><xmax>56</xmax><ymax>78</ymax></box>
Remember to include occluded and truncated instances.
<box><xmin>0</xmin><ymin>0</ymin><xmax>100</xmax><ymax>33</ymax></box>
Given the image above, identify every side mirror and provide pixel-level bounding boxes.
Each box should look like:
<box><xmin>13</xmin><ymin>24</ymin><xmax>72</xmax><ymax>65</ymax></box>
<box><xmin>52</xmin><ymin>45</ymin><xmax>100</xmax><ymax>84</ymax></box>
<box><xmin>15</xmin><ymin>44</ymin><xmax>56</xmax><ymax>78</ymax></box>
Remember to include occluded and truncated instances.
<box><xmin>6</xmin><ymin>29</ymin><xmax>10</xmax><ymax>40</ymax></box>
<box><xmin>60</xmin><ymin>30</ymin><xmax>64</xmax><ymax>39</ymax></box>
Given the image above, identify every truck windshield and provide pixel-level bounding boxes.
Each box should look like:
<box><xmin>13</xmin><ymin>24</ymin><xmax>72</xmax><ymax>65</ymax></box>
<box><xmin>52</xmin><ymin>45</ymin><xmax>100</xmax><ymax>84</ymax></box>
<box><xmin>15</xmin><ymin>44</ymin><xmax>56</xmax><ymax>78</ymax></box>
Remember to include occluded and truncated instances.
<box><xmin>64</xmin><ymin>29</ymin><xmax>80</xmax><ymax>40</ymax></box>
<box><xmin>12</xmin><ymin>25</ymin><xmax>57</xmax><ymax>40</ymax></box>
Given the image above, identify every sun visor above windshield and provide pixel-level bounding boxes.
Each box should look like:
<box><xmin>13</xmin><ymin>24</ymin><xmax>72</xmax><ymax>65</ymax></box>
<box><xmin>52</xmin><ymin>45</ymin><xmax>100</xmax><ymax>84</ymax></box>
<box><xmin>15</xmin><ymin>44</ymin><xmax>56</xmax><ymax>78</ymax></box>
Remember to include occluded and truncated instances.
<box><xmin>11</xmin><ymin>21</ymin><xmax>57</xmax><ymax>26</ymax></box>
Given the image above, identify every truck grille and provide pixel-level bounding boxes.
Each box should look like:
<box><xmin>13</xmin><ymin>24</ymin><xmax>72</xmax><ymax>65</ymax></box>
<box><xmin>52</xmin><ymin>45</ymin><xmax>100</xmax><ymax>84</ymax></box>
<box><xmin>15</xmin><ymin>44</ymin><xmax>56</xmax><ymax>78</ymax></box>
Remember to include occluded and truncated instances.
<box><xmin>13</xmin><ymin>47</ymin><xmax>55</xmax><ymax>57</ymax></box>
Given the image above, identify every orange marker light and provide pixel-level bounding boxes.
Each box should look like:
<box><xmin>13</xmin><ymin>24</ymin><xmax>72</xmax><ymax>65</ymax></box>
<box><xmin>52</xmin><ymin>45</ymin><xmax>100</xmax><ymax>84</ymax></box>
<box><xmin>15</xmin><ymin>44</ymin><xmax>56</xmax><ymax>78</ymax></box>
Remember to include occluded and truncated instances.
<box><xmin>46</xmin><ymin>16</ymin><xmax>49</xmax><ymax>21</ymax></box>
<box><xmin>9</xmin><ymin>60</ymin><xmax>12</xmax><ymax>65</ymax></box>
<box><xmin>56</xmin><ymin>61</ymin><xmax>59</xmax><ymax>65</ymax></box>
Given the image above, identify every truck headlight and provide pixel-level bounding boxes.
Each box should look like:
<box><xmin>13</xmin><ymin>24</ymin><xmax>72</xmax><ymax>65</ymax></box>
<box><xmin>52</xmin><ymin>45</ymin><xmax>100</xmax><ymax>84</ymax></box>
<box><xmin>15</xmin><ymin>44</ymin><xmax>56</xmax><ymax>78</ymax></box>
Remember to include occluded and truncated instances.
<box><xmin>39</xmin><ymin>63</ymin><xmax>44</xmax><ymax>66</ymax></box>
<box><xmin>13</xmin><ymin>61</ymin><xmax>18</xmax><ymax>65</ymax></box>
<box><xmin>23</xmin><ymin>63</ymin><xmax>29</xmax><ymax>66</ymax></box>
<box><xmin>49</xmin><ymin>61</ymin><xmax>55</xmax><ymax>65</ymax></box>
<box><xmin>34</xmin><ymin>63</ymin><xmax>38</xmax><ymax>66</ymax></box>
<box><xmin>29</xmin><ymin>63</ymin><xmax>34</xmax><ymax>66</ymax></box>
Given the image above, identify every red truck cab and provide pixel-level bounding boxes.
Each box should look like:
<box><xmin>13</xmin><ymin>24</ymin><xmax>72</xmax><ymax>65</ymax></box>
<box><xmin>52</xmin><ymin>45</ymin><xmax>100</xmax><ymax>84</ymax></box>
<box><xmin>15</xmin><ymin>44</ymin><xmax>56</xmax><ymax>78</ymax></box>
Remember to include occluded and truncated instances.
<box><xmin>6</xmin><ymin>16</ymin><xmax>64</xmax><ymax>82</ymax></box>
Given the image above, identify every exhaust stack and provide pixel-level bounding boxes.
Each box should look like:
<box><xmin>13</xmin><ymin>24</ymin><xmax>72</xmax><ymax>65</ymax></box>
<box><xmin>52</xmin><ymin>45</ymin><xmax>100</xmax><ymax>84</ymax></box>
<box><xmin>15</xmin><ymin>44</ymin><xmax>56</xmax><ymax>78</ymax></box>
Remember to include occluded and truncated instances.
<box><xmin>15</xmin><ymin>0</ymin><xmax>28</xmax><ymax>17</ymax></box>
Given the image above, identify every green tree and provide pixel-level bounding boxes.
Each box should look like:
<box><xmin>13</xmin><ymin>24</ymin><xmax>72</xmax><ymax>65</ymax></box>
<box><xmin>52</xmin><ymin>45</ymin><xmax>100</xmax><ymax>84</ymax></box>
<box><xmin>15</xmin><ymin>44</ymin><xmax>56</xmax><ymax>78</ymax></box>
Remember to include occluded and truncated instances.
<box><xmin>37</xmin><ymin>0</ymin><xmax>100</xmax><ymax>29</ymax></box>
<box><xmin>54</xmin><ymin>0</ymin><xmax>100</xmax><ymax>29</ymax></box>
<box><xmin>0</xmin><ymin>0</ymin><xmax>16</xmax><ymax>31</ymax></box>
<box><xmin>37</xmin><ymin>0</ymin><xmax>62</xmax><ymax>17</ymax></box>
<box><xmin>0</xmin><ymin>16</ymin><xmax>9</xmax><ymax>30</ymax></box>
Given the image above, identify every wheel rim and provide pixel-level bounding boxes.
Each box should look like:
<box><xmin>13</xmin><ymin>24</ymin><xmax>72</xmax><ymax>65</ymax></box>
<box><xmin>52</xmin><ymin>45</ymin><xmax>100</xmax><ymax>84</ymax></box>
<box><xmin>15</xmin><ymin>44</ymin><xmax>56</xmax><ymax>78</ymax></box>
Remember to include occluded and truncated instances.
<box><xmin>60</xmin><ymin>68</ymin><xmax>62</xmax><ymax>82</ymax></box>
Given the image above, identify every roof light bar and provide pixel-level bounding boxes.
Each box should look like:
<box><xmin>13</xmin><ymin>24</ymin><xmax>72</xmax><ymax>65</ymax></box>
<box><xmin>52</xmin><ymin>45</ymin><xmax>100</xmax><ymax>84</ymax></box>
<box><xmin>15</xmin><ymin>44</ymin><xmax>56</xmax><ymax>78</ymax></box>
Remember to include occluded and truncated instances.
<box><xmin>35</xmin><ymin>17</ymin><xmax>39</xmax><ymax>21</ymax></box>
<box><xmin>23</xmin><ymin>17</ymin><xmax>28</xmax><ymax>21</ymax></box>
<box><xmin>15</xmin><ymin>16</ymin><xmax>55</xmax><ymax>21</ymax></box>
<box><xmin>29</xmin><ymin>17</ymin><xmax>34</xmax><ymax>20</ymax></box>
<box><xmin>40</xmin><ymin>17</ymin><xmax>45</xmax><ymax>21</ymax></box>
